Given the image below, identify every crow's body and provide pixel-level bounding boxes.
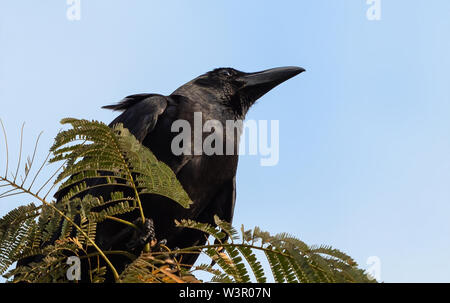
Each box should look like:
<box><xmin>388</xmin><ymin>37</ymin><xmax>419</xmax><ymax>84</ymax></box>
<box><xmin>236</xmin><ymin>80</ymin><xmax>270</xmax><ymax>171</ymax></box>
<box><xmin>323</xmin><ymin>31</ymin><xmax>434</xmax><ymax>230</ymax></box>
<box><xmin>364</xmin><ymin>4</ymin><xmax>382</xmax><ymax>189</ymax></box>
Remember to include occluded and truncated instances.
<box><xmin>96</xmin><ymin>92</ymin><xmax>240</xmax><ymax>265</ymax></box>
<box><xmin>17</xmin><ymin>66</ymin><xmax>304</xmax><ymax>281</ymax></box>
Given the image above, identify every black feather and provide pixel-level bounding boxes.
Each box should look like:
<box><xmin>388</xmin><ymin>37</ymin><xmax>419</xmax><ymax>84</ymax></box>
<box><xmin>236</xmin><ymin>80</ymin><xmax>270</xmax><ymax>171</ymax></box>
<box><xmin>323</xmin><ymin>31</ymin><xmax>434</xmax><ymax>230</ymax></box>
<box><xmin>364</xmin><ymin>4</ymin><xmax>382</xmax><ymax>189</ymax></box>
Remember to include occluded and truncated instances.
<box><xmin>102</xmin><ymin>93</ymin><xmax>161</xmax><ymax>111</ymax></box>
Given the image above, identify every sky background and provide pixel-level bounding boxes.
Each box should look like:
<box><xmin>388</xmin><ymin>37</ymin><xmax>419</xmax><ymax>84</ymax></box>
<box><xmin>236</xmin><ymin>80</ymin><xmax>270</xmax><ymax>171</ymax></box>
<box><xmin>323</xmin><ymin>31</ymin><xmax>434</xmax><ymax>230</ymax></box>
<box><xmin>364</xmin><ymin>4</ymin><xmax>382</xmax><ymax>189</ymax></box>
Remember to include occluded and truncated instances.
<box><xmin>1</xmin><ymin>1</ymin><xmax>450</xmax><ymax>282</ymax></box>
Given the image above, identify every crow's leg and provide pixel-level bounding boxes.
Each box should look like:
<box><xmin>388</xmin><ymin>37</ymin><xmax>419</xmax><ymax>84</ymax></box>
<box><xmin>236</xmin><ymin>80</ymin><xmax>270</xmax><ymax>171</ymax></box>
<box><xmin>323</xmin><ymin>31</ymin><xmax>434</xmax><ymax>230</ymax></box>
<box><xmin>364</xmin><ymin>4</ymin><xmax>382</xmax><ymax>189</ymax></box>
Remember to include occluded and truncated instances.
<box><xmin>99</xmin><ymin>217</ymin><xmax>156</xmax><ymax>254</ymax></box>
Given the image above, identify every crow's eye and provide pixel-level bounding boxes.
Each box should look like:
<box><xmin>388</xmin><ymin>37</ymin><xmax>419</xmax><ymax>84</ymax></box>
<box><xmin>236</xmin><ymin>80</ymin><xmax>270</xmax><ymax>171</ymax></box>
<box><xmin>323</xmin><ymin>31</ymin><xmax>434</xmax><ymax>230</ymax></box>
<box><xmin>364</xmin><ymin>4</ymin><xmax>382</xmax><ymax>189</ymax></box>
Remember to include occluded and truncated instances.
<box><xmin>221</xmin><ymin>70</ymin><xmax>233</xmax><ymax>77</ymax></box>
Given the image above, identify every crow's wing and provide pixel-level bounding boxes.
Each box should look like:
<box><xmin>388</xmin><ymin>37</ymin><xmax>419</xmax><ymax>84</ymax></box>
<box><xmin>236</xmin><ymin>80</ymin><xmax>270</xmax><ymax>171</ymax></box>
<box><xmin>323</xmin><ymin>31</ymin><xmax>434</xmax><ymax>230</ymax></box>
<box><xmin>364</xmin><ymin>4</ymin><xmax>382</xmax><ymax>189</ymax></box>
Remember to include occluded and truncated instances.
<box><xmin>103</xmin><ymin>94</ymin><xmax>168</xmax><ymax>142</ymax></box>
<box><xmin>104</xmin><ymin>94</ymin><xmax>194</xmax><ymax>175</ymax></box>
<box><xmin>210</xmin><ymin>177</ymin><xmax>236</xmax><ymax>224</ymax></box>
<box><xmin>54</xmin><ymin>94</ymin><xmax>170</xmax><ymax>201</ymax></box>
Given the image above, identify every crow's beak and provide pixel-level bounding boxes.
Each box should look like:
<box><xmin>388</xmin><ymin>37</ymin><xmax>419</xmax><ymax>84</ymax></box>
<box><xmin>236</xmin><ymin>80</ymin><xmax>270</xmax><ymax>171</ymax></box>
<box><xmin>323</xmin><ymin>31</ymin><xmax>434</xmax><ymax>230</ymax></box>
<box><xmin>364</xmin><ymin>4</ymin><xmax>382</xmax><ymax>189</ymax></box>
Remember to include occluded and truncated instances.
<box><xmin>239</xmin><ymin>66</ymin><xmax>305</xmax><ymax>87</ymax></box>
<box><xmin>237</xmin><ymin>66</ymin><xmax>305</xmax><ymax>102</ymax></box>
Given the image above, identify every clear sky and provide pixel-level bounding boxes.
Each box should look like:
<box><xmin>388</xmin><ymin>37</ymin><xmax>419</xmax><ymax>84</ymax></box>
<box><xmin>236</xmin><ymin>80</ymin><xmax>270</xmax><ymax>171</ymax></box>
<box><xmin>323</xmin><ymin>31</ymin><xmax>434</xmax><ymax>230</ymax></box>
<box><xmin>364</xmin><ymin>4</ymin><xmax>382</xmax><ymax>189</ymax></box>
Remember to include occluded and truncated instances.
<box><xmin>1</xmin><ymin>1</ymin><xmax>450</xmax><ymax>282</ymax></box>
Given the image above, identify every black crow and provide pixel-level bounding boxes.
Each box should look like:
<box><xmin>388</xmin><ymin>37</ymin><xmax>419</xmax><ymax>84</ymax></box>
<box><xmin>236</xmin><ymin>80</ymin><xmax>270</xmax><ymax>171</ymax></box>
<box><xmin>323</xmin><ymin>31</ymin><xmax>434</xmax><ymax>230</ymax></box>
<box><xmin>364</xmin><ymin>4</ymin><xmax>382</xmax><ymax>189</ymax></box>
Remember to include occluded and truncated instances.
<box><xmin>99</xmin><ymin>65</ymin><xmax>303</xmax><ymax>249</ymax></box>
<box><xmin>19</xmin><ymin>66</ymin><xmax>305</xmax><ymax>281</ymax></box>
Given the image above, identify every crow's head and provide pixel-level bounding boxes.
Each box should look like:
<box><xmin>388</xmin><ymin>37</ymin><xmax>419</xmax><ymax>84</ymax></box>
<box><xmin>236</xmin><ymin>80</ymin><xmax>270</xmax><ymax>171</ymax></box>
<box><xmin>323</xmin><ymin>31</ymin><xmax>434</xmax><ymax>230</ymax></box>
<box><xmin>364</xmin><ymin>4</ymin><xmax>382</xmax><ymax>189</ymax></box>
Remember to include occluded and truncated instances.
<box><xmin>172</xmin><ymin>66</ymin><xmax>305</xmax><ymax>117</ymax></box>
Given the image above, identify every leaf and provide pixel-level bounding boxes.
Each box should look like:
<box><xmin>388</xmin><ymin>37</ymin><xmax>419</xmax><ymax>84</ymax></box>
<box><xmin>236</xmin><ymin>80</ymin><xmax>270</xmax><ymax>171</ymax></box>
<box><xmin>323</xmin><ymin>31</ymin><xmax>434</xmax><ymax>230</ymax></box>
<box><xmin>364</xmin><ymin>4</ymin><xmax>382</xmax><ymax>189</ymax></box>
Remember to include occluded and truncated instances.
<box><xmin>0</xmin><ymin>119</ymin><xmax>375</xmax><ymax>284</ymax></box>
<box><xmin>0</xmin><ymin>204</ymin><xmax>39</xmax><ymax>275</ymax></box>
<box><xmin>50</xmin><ymin>119</ymin><xmax>192</xmax><ymax>209</ymax></box>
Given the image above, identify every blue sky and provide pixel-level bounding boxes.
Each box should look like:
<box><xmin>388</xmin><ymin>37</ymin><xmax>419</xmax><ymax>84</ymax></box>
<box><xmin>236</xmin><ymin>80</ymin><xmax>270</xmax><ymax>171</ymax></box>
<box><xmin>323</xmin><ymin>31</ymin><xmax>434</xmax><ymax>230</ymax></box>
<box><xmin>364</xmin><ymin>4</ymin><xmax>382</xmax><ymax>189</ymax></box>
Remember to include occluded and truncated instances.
<box><xmin>1</xmin><ymin>1</ymin><xmax>450</xmax><ymax>282</ymax></box>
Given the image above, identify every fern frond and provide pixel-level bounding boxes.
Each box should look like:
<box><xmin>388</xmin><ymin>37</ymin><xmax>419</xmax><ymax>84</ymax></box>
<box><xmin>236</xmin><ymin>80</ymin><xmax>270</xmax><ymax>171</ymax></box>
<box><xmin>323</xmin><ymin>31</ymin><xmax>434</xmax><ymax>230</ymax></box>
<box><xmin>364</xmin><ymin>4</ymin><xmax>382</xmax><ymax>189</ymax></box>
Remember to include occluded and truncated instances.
<box><xmin>177</xmin><ymin>219</ymin><xmax>374</xmax><ymax>284</ymax></box>
<box><xmin>50</xmin><ymin>119</ymin><xmax>192</xmax><ymax>209</ymax></box>
<box><xmin>119</xmin><ymin>252</ymin><xmax>190</xmax><ymax>283</ymax></box>
<box><xmin>0</xmin><ymin>204</ymin><xmax>39</xmax><ymax>275</ymax></box>
<box><xmin>203</xmin><ymin>247</ymin><xmax>243</xmax><ymax>282</ymax></box>
<box><xmin>90</xmin><ymin>266</ymin><xmax>107</xmax><ymax>283</ymax></box>
<box><xmin>264</xmin><ymin>248</ymin><xmax>285</xmax><ymax>283</ymax></box>
<box><xmin>214</xmin><ymin>215</ymin><xmax>239</xmax><ymax>242</ymax></box>
<box><xmin>236</xmin><ymin>245</ymin><xmax>266</xmax><ymax>283</ymax></box>
<box><xmin>275</xmin><ymin>252</ymin><xmax>297</xmax><ymax>283</ymax></box>
<box><xmin>192</xmin><ymin>263</ymin><xmax>233</xmax><ymax>283</ymax></box>
<box><xmin>175</xmin><ymin>219</ymin><xmax>227</xmax><ymax>243</ymax></box>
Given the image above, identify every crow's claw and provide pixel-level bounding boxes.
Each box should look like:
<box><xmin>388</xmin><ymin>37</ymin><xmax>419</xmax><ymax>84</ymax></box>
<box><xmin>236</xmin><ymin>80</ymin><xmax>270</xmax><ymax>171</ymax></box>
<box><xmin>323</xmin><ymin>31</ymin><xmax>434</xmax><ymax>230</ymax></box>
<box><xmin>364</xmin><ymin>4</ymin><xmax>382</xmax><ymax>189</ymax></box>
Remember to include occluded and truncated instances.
<box><xmin>125</xmin><ymin>218</ymin><xmax>155</xmax><ymax>251</ymax></box>
<box><xmin>149</xmin><ymin>238</ymin><xmax>169</xmax><ymax>252</ymax></box>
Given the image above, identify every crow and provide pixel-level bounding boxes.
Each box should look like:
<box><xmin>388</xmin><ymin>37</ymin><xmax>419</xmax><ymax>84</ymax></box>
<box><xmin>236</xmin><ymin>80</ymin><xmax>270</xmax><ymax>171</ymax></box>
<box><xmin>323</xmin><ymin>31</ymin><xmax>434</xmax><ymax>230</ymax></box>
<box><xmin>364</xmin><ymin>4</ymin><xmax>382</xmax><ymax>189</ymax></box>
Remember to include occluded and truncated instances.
<box><xmin>19</xmin><ymin>66</ymin><xmax>305</xmax><ymax>282</ymax></box>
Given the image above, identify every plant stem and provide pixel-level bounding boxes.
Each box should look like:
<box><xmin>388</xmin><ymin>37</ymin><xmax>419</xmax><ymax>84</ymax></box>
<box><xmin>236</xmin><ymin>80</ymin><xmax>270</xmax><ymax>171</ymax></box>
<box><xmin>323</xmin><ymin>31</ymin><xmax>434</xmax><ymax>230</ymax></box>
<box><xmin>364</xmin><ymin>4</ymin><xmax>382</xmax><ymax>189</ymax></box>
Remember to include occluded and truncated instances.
<box><xmin>105</xmin><ymin>216</ymin><xmax>140</xmax><ymax>231</ymax></box>
<box><xmin>80</xmin><ymin>250</ymin><xmax>137</xmax><ymax>262</ymax></box>
<box><xmin>151</xmin><ymin>243</ymin><xmax>294</xmax><ymax>260</ymax></box>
